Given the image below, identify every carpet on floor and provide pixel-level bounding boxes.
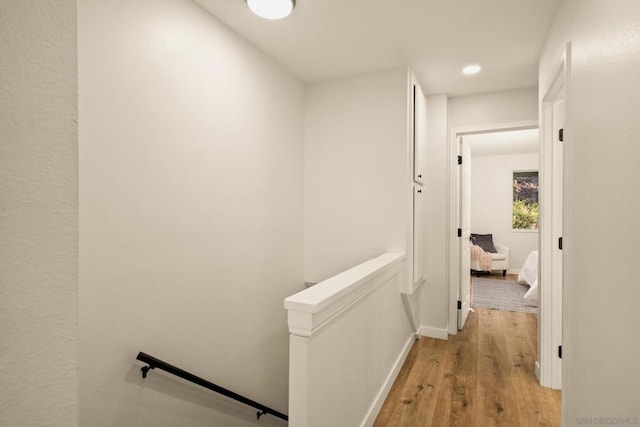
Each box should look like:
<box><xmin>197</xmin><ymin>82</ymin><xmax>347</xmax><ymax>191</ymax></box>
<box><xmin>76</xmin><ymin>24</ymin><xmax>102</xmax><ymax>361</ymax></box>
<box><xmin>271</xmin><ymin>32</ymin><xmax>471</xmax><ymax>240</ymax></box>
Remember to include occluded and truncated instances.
<box><xmin>472</xmin><ymin>277</ymin><xmax>538</xmax><ymax>314</ymax></box>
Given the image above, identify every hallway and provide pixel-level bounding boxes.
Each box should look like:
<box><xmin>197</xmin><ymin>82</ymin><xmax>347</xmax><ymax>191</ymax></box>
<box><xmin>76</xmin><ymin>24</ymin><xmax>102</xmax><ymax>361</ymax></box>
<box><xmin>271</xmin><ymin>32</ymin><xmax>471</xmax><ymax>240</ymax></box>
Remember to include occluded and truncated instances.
<box><xmin>5</xmin><ymin>1</ymin><xmax>640</xmax><ymax>424</ymax></box>
<box><xmin>375</xmin><ymin>308</ymin><xmax>560</xmax><ymax>426</ymax></box>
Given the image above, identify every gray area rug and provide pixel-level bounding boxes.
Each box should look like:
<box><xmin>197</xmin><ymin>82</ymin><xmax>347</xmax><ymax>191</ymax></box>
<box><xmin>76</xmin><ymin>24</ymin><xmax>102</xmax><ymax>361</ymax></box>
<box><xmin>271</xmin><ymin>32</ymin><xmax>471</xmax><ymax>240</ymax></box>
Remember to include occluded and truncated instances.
<box><xmin>472</xmin><ymin>277</ymin><xmax>538</xmax><ymax>314</ymax></box>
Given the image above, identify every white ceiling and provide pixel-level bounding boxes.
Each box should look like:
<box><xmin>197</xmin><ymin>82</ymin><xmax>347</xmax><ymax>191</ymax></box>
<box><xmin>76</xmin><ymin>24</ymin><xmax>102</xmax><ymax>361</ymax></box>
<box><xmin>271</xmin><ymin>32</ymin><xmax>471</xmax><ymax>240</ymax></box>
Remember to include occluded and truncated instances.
<box><xmin>465</xmin><ymin>128</ymin><xmax>539</xmax><ymax>157</ymax></box>
<box><xmin>194</xmin><ymin>0</ymin><xmax>560</xmax><ymax>96</ymax></box>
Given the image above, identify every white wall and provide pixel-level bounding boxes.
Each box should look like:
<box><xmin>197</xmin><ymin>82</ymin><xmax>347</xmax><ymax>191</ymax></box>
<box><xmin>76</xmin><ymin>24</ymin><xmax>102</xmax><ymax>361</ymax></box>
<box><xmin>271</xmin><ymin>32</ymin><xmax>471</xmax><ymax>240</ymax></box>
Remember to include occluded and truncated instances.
<box><xmin>539</xmin><ymin>0</ymin><xmax>640</xmax><ymax>423</ymax></box>
<box><xmin>420</xmin><ymin>94</ymin><xmax>449</xmax><ymax>332</ymax></box>
<box><xmin>304</xmin><ymin>69</ymin><xmax>408</xmax><ymax>283</ymax></box>
<box><xmin>448</xmin><ymin>86</ymin><xmax>538</xmax><ymax>129</ymax></box>
<box><xmin>470</xmin><ymin>153</ymin><xmax>539</xmax><ymax>271</ymax></box>
<box><xmin>79</xmin><ymin>1</ymin><xmax>303</xmax><ymax>425</ymax></box>
<box><xmin>0</xmin><ymin>1</ymin><xmax>79</xmax><ymax>425</ymax></box>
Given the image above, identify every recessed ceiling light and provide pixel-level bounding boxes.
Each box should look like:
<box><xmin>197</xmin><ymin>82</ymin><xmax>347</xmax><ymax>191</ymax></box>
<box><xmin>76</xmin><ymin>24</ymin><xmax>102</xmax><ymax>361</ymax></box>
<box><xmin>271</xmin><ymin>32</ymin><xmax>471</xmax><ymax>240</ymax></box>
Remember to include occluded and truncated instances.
<box><xmin>246</xmin><ymin>0</ymin><xmax>295</xmax><ymax>20</ymax></box>
<box><xmin>462</xmin><ymin>64</ymin><xmax>482</xmax><ymax>75</ymax></box>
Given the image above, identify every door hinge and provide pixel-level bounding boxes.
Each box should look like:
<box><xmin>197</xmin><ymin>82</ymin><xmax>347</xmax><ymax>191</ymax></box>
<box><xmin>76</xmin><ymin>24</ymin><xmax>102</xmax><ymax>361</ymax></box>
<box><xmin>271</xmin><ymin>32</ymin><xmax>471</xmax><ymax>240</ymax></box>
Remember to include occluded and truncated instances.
<box><xmin>457</xmin><ymin>228</ymin><xmax>462</xmax><ymax>237</ymax></box>
<box><xmin>559</xmin><ymin>128</ymin><xmax>564</xmax><ymax>142</ymax></box>
<box><xmin>558</xmin><ymin>345</ymin><xmax>563</xmax><ymax>359</ymax></box>
<box><xmin>457</xmin><ymin>155</ymin><xmax>462</xmax><ymax>165</ymax></box>
<box><xmin>457</xmin><ymin>300</ymin><xmax>462</xmax><ymax>310</ymax></box>
<box><xmin>559</xmin><ymin>237</ymin><xmax>563</xmax><ymax>250</ymax></box>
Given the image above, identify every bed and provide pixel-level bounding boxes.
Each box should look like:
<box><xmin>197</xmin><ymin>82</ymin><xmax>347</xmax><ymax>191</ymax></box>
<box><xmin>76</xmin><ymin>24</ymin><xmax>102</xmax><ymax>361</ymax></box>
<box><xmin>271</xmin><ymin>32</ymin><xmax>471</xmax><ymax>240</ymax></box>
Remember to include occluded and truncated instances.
<box><xmin>518</xmin><ymin>250</ymin><xmax>539</xmax><ymax>306</ymax></box>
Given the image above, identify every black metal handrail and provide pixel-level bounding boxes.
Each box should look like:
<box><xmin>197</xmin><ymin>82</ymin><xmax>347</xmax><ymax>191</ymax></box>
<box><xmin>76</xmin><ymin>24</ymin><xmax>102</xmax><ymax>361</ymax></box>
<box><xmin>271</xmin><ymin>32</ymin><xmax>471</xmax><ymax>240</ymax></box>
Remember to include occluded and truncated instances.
<box><xmin>136</xmin><ymin>352</ymin><xmax>288</xmax><ymax>422</ymax></box>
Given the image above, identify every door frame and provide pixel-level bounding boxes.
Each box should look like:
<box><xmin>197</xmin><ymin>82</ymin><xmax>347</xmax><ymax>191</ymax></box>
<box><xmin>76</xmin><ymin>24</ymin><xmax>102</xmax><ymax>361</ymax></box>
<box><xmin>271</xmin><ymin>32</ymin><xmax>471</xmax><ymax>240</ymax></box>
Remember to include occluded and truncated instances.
<box><xmin>539</xmin><ymin>43</ymin><xmax>571</xmax><ymax>391</ymax></box>
<box><xmin>447</xmin><ymin>120</ymin><xmax>538</xmax><ymax>336</ymax></box>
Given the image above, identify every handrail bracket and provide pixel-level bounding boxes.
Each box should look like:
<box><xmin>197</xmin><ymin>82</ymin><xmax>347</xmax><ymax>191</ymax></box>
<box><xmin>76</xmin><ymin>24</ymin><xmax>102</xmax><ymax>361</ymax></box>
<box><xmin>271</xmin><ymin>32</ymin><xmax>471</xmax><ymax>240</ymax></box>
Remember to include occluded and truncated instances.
<box><xmin>140</xmin><ymin>364</ymin><xmax>155</xmax><ymax>379</ymax></box>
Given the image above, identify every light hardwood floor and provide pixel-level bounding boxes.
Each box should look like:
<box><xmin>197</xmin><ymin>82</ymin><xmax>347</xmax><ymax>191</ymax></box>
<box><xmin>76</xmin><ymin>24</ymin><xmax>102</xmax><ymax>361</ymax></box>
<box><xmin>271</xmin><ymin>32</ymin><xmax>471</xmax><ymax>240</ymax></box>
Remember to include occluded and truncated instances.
<box><xmin>375</xmin><ymin>280</ymin><xmax>560</xmax><ymax>426</ymax></box>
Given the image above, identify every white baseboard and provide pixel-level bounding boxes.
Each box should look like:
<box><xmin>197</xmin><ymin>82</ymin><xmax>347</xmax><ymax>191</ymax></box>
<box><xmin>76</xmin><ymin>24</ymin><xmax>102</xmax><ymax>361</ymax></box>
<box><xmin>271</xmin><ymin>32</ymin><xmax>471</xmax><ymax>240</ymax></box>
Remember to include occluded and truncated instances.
<box><xmin>360</xmin><ymin>334</ymin><xmax>415</xmax><ymax>427</ymax></box>
<box><xmin>508</xmin><ymin>268</ymin><xmax>521</xmax><ymax>274</ymax></box>
<box><xmin>418</xmin><ymin>325</ymin><xmax>449</xmax><ymax>340</ymax></box>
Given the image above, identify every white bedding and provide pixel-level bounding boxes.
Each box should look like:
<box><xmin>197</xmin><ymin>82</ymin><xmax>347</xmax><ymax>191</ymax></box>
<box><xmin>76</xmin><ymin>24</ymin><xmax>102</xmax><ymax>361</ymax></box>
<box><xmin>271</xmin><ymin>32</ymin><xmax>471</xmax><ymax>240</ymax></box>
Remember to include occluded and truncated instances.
<box><xmin>518</xmin><ymin>250</ymin><xmax>539</xmax><ymax>306</ymax></box>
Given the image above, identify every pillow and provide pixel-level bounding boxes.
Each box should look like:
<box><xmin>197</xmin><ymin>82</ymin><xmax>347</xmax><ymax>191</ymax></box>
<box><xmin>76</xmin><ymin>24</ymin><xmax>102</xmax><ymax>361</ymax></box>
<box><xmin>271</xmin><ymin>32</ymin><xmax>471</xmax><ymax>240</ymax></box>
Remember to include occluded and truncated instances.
<box><xmin>471</xmin><ymin>233</ymin><xmax>497</xmax><ymax>253</ymax></box>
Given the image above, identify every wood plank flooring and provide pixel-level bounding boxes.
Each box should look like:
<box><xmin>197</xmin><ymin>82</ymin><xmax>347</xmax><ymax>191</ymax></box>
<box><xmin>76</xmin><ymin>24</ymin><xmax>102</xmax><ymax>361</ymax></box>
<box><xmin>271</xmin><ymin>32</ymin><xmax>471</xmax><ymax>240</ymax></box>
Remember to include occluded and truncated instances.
<box><xmin>375</xmin><ymin>292</ymin><xmax>560</xmax><ymax>426</ymax></box>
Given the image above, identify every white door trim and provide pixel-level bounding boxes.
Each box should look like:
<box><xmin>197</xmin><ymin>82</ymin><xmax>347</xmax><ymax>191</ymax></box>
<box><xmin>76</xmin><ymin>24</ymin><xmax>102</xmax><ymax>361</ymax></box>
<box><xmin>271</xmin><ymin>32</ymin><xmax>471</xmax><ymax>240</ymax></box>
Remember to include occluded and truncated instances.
<box><xmin>447</xmin><ymin>120</ymin><xmax>538</xmax><ymax>336</ymax></box>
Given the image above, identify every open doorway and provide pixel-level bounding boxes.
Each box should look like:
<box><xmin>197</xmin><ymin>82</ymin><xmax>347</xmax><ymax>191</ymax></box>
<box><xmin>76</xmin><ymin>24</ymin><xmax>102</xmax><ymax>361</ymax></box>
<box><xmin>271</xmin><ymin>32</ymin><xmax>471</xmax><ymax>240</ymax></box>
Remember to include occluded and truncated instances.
<box><xmin>449</xmin><ymin>122</ymin><xmax>537</xmax><ymax>333</ymax></box>
<box><xmin>466</xmin><ymin>128</ymin><xmax>540</xmax><ymax>315</ymax></box>
<box><xmin>447</xmin><ymin>119</ymin><xmax>564</xmax><ymax>390</ymax></box>
<box><xmin>455</xmin><ymin>128</ymin><xmax>540</xmax><ymax>332</ymax></box>
<box><xmin>448</xmin><ymin>108</ymin><xmax>565</xmax><ymax>398</ymax></box>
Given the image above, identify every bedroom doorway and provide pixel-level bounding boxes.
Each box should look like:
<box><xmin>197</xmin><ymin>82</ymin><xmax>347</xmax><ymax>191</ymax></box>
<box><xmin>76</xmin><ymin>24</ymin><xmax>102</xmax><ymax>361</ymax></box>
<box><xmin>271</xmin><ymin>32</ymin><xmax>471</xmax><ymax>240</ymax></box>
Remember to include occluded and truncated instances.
<box><xmin>448</xmin><ymin>111</ymin><xmax>567</xmax><ymax>389</ymax></box>
<box><xmin>449</xmin><ymin>122</ymin><xmax>538</xmax><ymax>333</ymax></box>
<box><xmin>449</xmin><ymin>120</ymin><xmax>562</xmax><ymax>390</ymax></box>
<box><xmin>464</xmin><ymin>129</ymin><xmax>540</xmax><ymax>321</ymax></box>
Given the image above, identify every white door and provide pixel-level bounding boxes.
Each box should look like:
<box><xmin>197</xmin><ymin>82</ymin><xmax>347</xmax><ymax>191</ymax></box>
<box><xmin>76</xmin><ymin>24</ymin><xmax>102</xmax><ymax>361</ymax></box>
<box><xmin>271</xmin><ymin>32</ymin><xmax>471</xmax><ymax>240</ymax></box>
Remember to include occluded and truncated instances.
<box><xmin>458</xmin><ymin>139</ymin><xmax>472</xmax><ymax>330</ymax></box>
<box><xmin>539</xmin><ymin>45</ymin><xmax>569</xmax><ymax>390</ymax></box>
<box><xmin>551</xmin><ymin>99</ymin><xmax>565</xmax><ymax>389</ymax></box>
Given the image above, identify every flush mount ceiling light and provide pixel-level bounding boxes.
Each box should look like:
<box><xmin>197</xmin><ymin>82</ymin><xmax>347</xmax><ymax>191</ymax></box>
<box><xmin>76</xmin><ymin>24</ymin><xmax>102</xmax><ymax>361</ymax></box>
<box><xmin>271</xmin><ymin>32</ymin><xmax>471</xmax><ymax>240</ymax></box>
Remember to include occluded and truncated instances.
<box><xmin>462</xmin><ymin>64</ymin><xmax>482</xmax><ymax>75</ymax></box>
<box><xmin>246</xmin><ymin>0</ymin><xmax>295</xmax><ymax>20</ymax></box>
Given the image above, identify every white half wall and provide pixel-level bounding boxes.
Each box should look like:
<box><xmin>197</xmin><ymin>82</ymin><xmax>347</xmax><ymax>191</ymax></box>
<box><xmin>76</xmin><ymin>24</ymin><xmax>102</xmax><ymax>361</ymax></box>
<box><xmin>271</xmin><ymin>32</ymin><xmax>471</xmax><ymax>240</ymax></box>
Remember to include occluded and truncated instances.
<box><xmin>286</xmin><ymin>253</ymin><xmax>413</xmax><ymax>427</ymax></box>
<box><xmin>0</xmin><ymin>1</ymin><xmax>79</xmax><ymax>425</ymax></box>
<box><xmin>539</xmin><ymin>0</ymin><xmax>640</xmax><ymax>423</ymax></box>
<box><xmin>79</xmin><ymin>1</ymin><xmax>303</xmax><ymax>425</ymax></box>
<box><xmin>470</xmin><ymin>152</ymin><xmax>539</xmax><ymax>271</ymax></box>
<box><xmin>304</xmin><ymin>69</ymin><xmax>408</xmax><ymax>283</ymax></box>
